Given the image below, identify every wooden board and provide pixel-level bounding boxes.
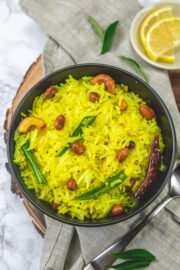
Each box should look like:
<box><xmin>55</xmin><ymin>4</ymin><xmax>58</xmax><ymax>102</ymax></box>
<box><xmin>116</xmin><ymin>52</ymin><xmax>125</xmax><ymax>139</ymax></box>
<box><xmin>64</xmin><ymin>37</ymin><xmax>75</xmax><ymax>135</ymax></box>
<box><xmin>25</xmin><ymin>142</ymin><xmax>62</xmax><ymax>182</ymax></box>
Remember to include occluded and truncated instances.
<box><xmin>4</xmin><ymin>56</ymin><xmax>47</xmax><ymax>237</ymax></box>
<box><xmin>4</xmin><ymin>55</ymin><xmax>180</xmax><ymax>237</ymax></box>
<box><xmin>169</xmin><ymin>70</ymin><xmax>180</xmax><ymax>111</ymax></box>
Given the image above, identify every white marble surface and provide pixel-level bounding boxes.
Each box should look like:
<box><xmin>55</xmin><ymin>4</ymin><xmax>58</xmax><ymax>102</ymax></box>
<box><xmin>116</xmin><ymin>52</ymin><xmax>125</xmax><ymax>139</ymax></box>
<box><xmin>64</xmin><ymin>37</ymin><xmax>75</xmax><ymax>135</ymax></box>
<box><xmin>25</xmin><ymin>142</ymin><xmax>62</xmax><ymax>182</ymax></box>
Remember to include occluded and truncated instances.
<box><xmin>0</xmin><ymin>0</ymin><xmax>47</xmax><ymax>269</ymax></box>
<box><xmin>0</xmin><ymin>0</ymin><xmax>166</xmax><ymax>269</ymax></box>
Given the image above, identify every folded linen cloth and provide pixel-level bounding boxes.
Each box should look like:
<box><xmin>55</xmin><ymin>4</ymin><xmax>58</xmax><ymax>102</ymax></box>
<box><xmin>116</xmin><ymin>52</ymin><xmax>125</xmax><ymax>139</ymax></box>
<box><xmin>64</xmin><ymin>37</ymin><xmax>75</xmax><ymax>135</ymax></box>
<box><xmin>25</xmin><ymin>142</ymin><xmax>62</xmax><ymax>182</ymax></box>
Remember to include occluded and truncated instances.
<box><xmin>20</xmin><ymin>0</ymin><xmax>180</xmax><ymax>269</ymax></box>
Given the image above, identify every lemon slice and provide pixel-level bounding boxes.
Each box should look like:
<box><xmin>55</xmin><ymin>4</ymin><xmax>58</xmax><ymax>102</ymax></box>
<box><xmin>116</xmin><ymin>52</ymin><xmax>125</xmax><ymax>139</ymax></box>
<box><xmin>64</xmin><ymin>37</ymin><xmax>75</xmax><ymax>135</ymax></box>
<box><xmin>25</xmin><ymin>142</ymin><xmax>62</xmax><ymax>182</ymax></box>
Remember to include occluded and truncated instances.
<box><xmin>139</xmin><ymin>6</ymin><xmax>174</xmax><ymax>63</ymax></box>
<box><xmin>145</xmin><ymin>17</ymin><xmax>180</xmax><ymax>61</ymax></box>
<box><xmin>158</xmin><ymin>49</ymin><xmax>175</xmax><ymax>63</ymax></box>
<box><xmin>140</xmin><ymin>6</ymin><xmax>172</xmax><ymax>47</ymax></box>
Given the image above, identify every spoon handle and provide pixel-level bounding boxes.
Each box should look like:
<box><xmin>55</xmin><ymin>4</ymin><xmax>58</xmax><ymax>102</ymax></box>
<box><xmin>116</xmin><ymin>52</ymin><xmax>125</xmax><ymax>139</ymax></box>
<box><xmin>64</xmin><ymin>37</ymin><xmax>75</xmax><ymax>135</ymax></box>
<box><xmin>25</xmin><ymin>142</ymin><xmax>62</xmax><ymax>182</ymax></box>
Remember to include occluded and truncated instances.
<box><xmin>139</xmin><ymin>195</ymin><xmax>173</xmax><ymax>226</ymax></box>
<box><xmin>88</xmin><ymin>195</ymin><xmax>173</xmax><ymax>270</ymax></box>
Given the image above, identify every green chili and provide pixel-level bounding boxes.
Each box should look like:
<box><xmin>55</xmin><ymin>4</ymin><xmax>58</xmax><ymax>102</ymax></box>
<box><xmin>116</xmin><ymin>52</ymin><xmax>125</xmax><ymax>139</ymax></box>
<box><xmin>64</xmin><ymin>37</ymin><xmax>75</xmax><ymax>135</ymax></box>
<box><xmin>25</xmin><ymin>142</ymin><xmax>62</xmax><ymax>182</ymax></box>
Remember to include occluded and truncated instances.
<box><xmin>22</xmin><ymin>142</ymin><xmax>47</xmax><ymax>185</ymax></box>
<box><xmin>76</xmin><ymin>171</ymin><xmax>127</xmax><ymax>200</ymax></box>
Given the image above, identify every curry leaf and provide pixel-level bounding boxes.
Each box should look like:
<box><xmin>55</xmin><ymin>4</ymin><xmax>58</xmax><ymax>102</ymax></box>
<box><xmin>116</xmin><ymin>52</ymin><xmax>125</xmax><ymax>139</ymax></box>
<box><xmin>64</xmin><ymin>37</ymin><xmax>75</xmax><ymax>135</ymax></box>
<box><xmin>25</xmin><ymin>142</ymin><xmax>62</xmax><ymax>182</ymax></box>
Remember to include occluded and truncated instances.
<box><xmin>56</xmin><ymin>143</ymin><xmax>71</xmax><ymax>157</ymax></box>
<box><xmin>56</xmin><ymin>116</ymin><xmax>97</xmax><ymax>157</ymax></box>
<box><xmin>105</xmin><ymin>259</ymin><xmax>152</xmax><ymax>269</ymax></box>
<box><xmin>88</xmin><ymin>15</ymin><xmax>119</xmax><ymax>54</ymax></box>
<box><xmin>111</xmin><ymin>249</ymin><xmax>156</xmax><ymax>261</ymax></box>
<box><xmin>101</xmin><ymin>21</ymin><xmax>119</xmax><ymax>54</ymax></box>
<box><xmin>120</xmin><ymin>56</ymin><xmax>149</xmax><ymax>83</ymax></box>
<box><xmin>88</xmin><ymin>15</ymin><xmax>104</xmax><ymax>42</ymax></box>
<box><xmin>72</xmin><ymin>115</ymin><xmax>97</xmax><ymax>137</ymax></box>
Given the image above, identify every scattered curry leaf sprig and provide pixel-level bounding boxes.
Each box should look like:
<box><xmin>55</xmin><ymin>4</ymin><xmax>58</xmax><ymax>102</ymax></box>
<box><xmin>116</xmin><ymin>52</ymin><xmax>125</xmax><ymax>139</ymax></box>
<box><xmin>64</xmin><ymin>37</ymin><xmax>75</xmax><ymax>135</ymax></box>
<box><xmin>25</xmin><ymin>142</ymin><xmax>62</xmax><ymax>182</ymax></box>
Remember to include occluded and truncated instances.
<box><xmin>76</xmin><ymin>171</ymin><xmax>127</xmax><ymax>200</ymax></box>
<box><xmin>111</xmin><ymin>249</ymin><xmax>156</xmax><ymax>261</ymax></box>
<box><xmin>22</xmin><ymin>142</ymin><xmax>47</xmax><ymax>185</ymax></box>
<box><xmin>88</xmin><ymin>15</ymin><xmax>104</xmax><ymax>42</ymax></box>
<box><xmin>56</xmin><ymin>115</ymin><xmax>97</xmax><ymax>157</ymax></box>
<box><xmin>120</xmin><ymin>56</ymin><xmax>149</xmax><ymax>84</ymax></box>
<box><xmin>106</xmin><ymin>260</ymin><xmax>152</xmax><ymax>269</ymax></box>
<box><xmin>88</xmin><ymin>15</ymin><xmax>118</xmax><ymax>54</ymax></box>
<box><xmin>106</xmin><ymin>248</ymin><xmax>156</xmax><ymax>270</ymax></box>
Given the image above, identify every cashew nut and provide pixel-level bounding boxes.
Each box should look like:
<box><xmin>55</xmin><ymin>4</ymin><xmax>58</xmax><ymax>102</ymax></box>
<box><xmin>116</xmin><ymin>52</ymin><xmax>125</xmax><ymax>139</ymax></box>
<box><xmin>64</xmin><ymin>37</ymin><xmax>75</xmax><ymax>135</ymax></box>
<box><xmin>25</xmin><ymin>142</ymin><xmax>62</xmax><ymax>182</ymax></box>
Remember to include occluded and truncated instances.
<box><xmin>18</xmin><ymin>116</ymin><xmax>46</xmax><ymax>133</ymax></box>
<box><xmin>91</xmin><ymin>74</ymin><xmax>115</xmax><ymax>94</ymax></box>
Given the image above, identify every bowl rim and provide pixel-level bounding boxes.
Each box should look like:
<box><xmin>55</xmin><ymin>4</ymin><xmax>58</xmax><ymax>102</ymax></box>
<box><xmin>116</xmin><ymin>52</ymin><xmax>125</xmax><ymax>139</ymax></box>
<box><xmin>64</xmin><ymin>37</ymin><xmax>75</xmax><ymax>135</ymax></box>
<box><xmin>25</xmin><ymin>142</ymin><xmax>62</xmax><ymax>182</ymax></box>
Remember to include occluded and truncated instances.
<box><xmin>7</xmin><ymin>63</ymin><xmax>177</xmax><ymax>227</ymax></box>
<box><xmin>130</xmin><ymin>0</ymin><xmax>180</xmax><ymax>70</ymax></box>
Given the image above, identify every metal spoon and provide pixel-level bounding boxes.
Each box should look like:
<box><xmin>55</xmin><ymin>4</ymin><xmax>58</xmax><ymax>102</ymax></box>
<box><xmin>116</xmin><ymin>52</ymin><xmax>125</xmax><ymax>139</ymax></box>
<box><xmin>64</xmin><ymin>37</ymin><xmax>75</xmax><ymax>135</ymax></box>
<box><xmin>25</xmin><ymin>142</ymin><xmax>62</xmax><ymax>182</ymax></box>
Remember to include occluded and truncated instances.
<box><xmin>84</xmin><ymin>165</ymin><xmax>180</xmax><ymax>270</ymax></box>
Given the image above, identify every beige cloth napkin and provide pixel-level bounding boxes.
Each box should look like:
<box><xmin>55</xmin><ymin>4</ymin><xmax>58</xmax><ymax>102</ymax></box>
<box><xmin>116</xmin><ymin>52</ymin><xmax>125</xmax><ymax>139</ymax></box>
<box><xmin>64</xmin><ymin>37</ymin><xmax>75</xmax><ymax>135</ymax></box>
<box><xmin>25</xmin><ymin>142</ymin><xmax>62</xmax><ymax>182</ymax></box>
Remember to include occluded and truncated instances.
<box><xmin>20</xmin><ymin>0</ymin><xmax>180</xmax><ymax>269</ymax></box>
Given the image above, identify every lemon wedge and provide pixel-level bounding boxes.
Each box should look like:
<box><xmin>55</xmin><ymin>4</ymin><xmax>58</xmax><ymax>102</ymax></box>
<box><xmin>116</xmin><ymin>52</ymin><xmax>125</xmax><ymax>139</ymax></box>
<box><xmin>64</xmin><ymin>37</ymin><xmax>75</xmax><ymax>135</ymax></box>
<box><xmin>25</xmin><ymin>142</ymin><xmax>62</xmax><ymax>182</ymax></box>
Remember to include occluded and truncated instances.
<box><xmin>145</xmin><ymin>17</ymin><xmax>180</xmax><ymax>61</ymax></box>
<box><xmin>140</xmin><ymin>6</ymin><xmax>172</xmax><ymax>47</ymax></box>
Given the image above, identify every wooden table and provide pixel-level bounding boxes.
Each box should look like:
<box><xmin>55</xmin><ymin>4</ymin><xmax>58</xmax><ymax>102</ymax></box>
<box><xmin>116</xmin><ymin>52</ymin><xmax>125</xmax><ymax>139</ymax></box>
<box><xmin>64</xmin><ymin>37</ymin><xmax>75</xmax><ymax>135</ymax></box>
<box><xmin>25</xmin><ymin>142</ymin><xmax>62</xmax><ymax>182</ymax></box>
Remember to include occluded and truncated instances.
<box><xmin>4</xmin><ymin>55</ymin><xmax>180</xmax><ymax>237</ymax></box>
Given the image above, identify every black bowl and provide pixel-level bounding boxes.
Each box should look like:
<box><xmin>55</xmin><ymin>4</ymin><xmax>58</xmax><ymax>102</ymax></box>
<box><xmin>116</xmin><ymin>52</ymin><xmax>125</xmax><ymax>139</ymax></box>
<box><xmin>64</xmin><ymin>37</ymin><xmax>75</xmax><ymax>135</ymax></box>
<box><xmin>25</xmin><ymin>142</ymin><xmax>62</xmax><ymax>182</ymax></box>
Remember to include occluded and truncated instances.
<box><xmin>7</xmin><ymin>64</ymin><xmax>176</xmax><ymax>227</ymax></box>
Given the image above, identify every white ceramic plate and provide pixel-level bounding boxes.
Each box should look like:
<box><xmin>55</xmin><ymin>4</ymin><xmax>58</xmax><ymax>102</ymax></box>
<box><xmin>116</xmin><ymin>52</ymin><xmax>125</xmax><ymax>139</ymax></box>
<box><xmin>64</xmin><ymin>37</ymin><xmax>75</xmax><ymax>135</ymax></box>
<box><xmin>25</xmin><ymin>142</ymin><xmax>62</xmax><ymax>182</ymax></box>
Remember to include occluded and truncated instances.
<box><xmin>130</xmin><ymin>1</ymin><xmax>180</xmax><ymax>70</ymax></box>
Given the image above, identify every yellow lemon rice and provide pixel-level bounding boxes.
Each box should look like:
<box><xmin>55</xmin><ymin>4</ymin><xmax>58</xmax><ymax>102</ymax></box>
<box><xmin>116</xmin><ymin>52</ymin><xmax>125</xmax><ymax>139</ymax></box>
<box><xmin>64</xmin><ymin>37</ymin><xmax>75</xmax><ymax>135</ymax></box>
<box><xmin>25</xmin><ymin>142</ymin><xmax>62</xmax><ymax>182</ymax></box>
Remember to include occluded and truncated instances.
<box><xmin>14</xmin><ymin>76</ymin><xmax>164</xmax><ymax>220</ymax></box>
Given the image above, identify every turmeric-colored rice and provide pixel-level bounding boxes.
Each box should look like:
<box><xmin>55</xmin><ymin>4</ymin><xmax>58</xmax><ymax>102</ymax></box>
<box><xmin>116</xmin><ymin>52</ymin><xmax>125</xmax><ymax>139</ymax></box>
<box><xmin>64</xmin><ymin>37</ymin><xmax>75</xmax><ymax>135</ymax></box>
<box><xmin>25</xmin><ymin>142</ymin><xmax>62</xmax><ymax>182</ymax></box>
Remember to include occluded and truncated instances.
<box><xmin>14</xmin><ymin>76</ymin><xmax>164</xmax><ymax>220</ymax></box>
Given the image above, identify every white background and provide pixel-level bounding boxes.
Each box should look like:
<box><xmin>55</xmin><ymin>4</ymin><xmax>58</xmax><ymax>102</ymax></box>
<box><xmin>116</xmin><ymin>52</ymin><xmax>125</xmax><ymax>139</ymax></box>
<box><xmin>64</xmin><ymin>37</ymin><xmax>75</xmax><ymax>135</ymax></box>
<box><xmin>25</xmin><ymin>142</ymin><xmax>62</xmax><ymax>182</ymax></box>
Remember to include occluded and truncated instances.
<box><xmin>0</xmin><ymin>0</ymin><xmax>46</xmax><ymax>269</ymax></box>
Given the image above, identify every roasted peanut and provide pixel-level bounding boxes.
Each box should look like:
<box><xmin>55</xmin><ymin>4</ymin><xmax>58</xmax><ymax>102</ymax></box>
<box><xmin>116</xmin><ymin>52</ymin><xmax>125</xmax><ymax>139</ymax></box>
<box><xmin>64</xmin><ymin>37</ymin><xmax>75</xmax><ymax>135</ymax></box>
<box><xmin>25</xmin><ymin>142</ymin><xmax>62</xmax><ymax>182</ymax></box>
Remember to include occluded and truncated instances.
<box><xmin>120</xmin><ymin>99</ymin><xmax>128</xmax><ymax>111</ymax></box>
<box><xmin>54</xmin><ymin>115</ymin><xmax>66</xmax><ymax>130</ymax></box>
<box><xmin>89</xmin><ymin>92</ymin><xmax>100</xmax><ymax>103</ymax></box>
<box><xmin>52</xmin><ymin>203</ymin><xmax>60</xmax><ymax>210</ymax></box>
<box><xmin>135</xmin><ymin>160</ymin><xmax>139</xmax><ymax>165</ymax></box>
<box><xmin>139</xmin><ymin>104</ymin><xmax>155</xmax><ymax>120</ymax></box>
<box><xmin>112</xmin><ymin>204</ymin><xmax>124</xmax><ymax>215</ymax></box>
<box><xmin>128</xmin><ymin>140</ymin><xmax>135</xmax><ymax>149</ymax></box>
<box><xmin>71</xmin><ymin>142</ymin><xmax>86</xmax><ymax>155</ymax></box>
<box><xmin>125</xmin><ymin>178</ymin><xmax>136</xmax><ymax>192</ymax></box>
<box><xmin>67</xmin><ymin>178</ymin><xmax>77</xmax><ymax>191</ymax></box>
<box><xmin>91</xmin><ymin>74</ymin><xmax>115</xmax><ymax>94</ymax></box>
<box><xmin>45</xmin><ymin>86</ymin><xmax>58</xmax><ymax>99</ymax></box>
<box><xmin>18</xmin><ymin>116</ymin><xmax>46</xmax><ymax>133</ymax></box>
<box><xmin>116</xmin><ymin>148</ymin><xmax>129</xmax><ymax>162</ymax></box>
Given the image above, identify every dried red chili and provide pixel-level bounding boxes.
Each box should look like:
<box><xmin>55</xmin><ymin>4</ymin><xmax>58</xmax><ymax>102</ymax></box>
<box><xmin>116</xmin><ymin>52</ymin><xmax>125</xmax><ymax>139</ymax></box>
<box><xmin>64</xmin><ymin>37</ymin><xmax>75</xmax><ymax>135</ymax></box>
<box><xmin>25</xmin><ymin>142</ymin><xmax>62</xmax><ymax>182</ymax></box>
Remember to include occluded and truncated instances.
<box><xmin>134</xmin><ymin>135</ymin><xmax>161</xmax><ymax>200</ymax></box>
